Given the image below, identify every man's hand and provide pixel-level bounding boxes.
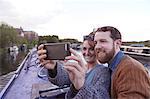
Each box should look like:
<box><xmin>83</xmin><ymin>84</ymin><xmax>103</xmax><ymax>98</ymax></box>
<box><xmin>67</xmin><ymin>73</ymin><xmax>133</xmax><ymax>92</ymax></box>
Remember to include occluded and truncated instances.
<box><xmin>64</xmin><ymin>48</ymin><xmax>88</xmax><ymax>90</ymax></box>
<box><xmin>37</xmin><ymin>44</ymin><xmax>57</xmax><ymax>70</ymax></box>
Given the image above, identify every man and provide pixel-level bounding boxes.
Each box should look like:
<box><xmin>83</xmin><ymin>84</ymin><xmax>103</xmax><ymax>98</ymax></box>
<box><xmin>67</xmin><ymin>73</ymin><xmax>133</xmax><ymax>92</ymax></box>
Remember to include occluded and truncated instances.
<box><xmin>94</xmin><ymin>26</ymin><xmax>150</xmax><ymax>99</ymax></box>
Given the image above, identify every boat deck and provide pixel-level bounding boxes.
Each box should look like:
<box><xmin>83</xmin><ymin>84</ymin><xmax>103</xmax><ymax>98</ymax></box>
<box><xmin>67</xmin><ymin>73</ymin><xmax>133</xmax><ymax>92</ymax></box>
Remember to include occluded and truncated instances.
<box><xmin>1</xmin><ymin>48</ymin><xmax>58</xmax><ymax>99</ymax></box>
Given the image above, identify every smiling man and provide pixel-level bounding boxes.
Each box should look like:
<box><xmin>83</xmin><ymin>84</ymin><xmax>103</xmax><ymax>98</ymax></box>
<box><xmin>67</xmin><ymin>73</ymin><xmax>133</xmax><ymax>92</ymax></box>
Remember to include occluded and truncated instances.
<box><xmin>94</xmin><ymin>26</ymin><xmax>150</xmax><ymax>99</ymax></box>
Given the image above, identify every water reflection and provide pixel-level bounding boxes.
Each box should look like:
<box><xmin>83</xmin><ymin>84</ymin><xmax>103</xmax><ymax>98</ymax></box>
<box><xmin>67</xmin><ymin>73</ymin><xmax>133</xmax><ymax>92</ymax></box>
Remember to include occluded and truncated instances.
<box><xmin>0</xmin><ymin>51</ymin><xmax>27</xmax><ymax>76</ymax></box>
<box><xmin>9</xmin><ymin>51</ymin><xmax>19</xmax><ymax>62</ymax></box>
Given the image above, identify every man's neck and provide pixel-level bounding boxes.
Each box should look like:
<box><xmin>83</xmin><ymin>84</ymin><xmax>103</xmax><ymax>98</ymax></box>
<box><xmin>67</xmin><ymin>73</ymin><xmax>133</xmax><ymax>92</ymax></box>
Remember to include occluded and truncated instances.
<box><xmin>109</xmin><ymin>49</ymin><xmax>120</xmax><ymax>65</ymax></box>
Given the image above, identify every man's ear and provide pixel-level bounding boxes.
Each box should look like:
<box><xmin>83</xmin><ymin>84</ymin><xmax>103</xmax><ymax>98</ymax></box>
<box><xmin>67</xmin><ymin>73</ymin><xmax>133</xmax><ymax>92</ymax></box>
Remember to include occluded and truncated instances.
<box><xmin>115</xmin><ymin>39</ymin><xmax>122</xmax><ymax>47</ymax></box>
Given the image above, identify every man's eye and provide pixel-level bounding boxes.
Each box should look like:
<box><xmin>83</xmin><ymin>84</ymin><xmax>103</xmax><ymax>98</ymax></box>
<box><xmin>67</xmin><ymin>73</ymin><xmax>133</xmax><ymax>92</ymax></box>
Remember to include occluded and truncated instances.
<box><xmin>100</xmin><ymin>40</ymin><xmax>107</xmax><ymax>43</ymax></box>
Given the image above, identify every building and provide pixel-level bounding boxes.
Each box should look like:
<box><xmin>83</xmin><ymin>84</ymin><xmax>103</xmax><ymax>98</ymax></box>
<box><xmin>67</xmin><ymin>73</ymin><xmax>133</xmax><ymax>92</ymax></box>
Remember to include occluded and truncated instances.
<box><xmin>15</xmin><ymin>27</ymin><xmax>24</xmax><ymax>37</ymax></box>
<box><xmin>23</xmin><ymin>31</ymin><xmax>39</xmax><ymax>41</ymax></box>
<box><xmin>15</xmin><ymin>27</ymin><xmax>39</xmax><ymax>41</ymax></box>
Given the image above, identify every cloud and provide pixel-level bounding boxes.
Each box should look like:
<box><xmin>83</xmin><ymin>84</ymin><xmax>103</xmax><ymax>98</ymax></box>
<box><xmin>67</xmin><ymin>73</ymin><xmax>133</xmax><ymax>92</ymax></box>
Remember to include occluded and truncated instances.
<box><xmin>0</xmin><ymin>0</ymin><xmax>18</xmax><ymax>21</ymax></box>
<box><xmin>0</xmin><ymin>0</ymin><xmax>150</xmax><ymax>41</ymax></box>
<box><xmin>0</xmin><ymin>0</ymin><xmax>63</xmax><ymax>30</ymax></box>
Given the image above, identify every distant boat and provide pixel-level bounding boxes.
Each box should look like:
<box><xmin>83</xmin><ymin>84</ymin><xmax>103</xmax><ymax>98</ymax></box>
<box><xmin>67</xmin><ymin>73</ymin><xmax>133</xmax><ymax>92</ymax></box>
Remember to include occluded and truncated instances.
<box><xmin>9</xmin><ymin>46</ymin><xmax>19</xmax><ymax>52</ymax></box>
<box><xmin>121</xmin><ymin>45</ymin><xmax>150</xmax><ymax>54</ymax></box>
<box><xmin>71</xmin><ymin>43</ymin><xmax>81</xmax><ymax>50</ymax></box>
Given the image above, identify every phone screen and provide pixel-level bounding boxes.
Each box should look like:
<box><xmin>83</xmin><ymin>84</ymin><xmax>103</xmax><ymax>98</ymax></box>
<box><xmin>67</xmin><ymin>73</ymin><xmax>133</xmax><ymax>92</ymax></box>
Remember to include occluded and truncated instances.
<box><xmin>44</xmin><ymin>43</ymin><xmax>71</xmax><ymax>60</ymax></box>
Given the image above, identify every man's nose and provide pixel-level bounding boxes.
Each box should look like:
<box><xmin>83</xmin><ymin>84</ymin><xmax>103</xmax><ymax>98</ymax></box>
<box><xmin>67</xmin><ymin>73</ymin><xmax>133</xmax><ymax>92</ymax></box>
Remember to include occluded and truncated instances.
<box><xmin>95</xmin><ymin>42</ymin><xmax>102</xmax><ymax>49</ymax></box>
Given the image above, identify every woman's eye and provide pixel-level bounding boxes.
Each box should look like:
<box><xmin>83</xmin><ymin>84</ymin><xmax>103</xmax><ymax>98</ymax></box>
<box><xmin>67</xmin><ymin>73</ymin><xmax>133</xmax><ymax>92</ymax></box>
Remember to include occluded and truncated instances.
<box><xmin>83</xmin><ymin>47</ymin><xmax>87</xmax><ymax>50</ymax></box>
<box><xmin>89</xmin><ymin>47</ymin><xmax>94</xmax><ymax>51</ymax></box>
<box><xmin>94</xmin><ymin>41</ymin><xmax>97</xmax><ymax>45</ymax></box>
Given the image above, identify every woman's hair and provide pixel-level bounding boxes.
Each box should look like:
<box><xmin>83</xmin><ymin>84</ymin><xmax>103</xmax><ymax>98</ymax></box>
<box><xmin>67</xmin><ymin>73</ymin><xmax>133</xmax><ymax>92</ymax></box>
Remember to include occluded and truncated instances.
<box><xmin>83</xmin><ymin>32</ymin><xmax>95</xmax><ymax>48</ymax></box>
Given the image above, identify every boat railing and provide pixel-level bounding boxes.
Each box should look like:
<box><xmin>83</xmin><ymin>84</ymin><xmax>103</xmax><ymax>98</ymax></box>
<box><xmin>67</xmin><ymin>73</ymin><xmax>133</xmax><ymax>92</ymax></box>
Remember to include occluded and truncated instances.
<box><xmin>35</xmin><ymin>85</ymin><xmax>70</xmax><ymax>99</ymax></box>
<box><xmin>0</xmin><ymin>52</ymin><xmax>31</xmax><ymax>99</ymax></box>
<box><xmin>121</xmin><ymin>46</ymin><xmax>150</xmax><ymax>56</ymax></box>
<box><xmin>37</xmin><ymin>67</ymin><xmax>47</xmax><ymax>78</ymax></box>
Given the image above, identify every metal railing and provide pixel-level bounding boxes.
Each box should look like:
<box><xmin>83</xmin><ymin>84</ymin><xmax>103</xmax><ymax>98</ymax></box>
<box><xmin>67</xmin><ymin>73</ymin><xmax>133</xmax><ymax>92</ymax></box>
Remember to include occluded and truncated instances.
<box><xmin>0</xmin><ymin>52</ymin><xmax>31</xmax><ymax>99</ymax></box>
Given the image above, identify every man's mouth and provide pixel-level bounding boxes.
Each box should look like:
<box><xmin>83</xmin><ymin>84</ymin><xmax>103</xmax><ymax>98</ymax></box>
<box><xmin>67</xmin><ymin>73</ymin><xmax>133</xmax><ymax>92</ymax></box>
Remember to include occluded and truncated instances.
<box><xmin>96</xmin><ymin>50</ymin><xmax>106</xmax><ymax>57</ymax></box>
<box><xmin>96</xmin><ymin>49</ymin><xmax>104</xmax><ymax>54</ymax></box>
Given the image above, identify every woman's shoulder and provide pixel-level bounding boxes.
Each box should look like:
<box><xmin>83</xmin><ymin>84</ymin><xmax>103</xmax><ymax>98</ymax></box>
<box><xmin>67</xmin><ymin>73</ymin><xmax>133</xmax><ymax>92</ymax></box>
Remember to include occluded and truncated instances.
<box><xmin>91</xmin><ymin>64</ymin><xmax>111</xmax><ymax>86</ymax></box>
<box><xmin>94</xmin><ymin>64</ymin><xmax>111</xmax><ymax>75</ymax></box>
<box><xmin>96</xmin><ymin>64</ymin><xmax>109</xmax><ymax>70</ymax></box>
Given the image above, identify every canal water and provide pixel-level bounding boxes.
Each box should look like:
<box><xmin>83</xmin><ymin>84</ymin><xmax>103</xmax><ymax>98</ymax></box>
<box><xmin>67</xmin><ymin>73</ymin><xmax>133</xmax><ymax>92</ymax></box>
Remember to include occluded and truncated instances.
<box><xmin>0</xmin><ymin>51</ymin><xmax>27</xmax><ymax>91</ymax></box>
<box><xmin>0</xmin><ymin>51</ymin><xmax>27</xmax><ymax>76</ymax></box>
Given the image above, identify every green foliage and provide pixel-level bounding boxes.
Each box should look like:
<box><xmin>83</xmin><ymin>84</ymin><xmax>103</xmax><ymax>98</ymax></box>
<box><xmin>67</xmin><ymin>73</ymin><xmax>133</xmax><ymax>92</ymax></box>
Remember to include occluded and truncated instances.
<box><xmin>38</xmin><ymin>35</ymin><xmax>59</xmax><ymax>44</ymax></box>
<box><xmin>38</xmin><ymin>35</ymin><xmax>81</xmax><ymax>44</ymax></box>
<box><xmin>0</xmin><ymin>23</ymin><xmax>39</xmax><ymax>51</ymax></box>
<box><xmin>18</xmin><ymin>37</ymin><xmax>28</xmax><ymax>45</ymax></box>
<box><xmin>141</xmin><ymin>40</ymin><xmax>150</xmax><ymax>47</ymax></box>
<box><xmin>0</xmin><ymin>23</ymin><xmax>19</xmax><ymax>48</ymax></box>
<box><xmin>60</xmin><ymin>38</ymin><xmax>80</xmax><ymax>43</ymax></box>
<box><xmin>27</xmin><ymin>39</ymin><xmax>38</xmax><ymax>49</ymax></box>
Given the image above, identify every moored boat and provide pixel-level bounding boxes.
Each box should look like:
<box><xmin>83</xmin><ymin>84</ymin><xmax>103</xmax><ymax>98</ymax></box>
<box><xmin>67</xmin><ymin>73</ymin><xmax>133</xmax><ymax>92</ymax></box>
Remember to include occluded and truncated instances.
<box><xmin>0</xmin><ymin>47</ymin><xmax>150</xmax><ymax>99</ymax></box>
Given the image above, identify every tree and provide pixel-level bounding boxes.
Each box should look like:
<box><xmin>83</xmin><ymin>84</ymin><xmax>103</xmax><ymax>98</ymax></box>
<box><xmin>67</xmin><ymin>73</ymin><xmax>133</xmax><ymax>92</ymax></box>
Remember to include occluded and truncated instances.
<box><xmin>60</xmin><ymin>38</ymin><xmax>80</xmax><ymax>44</ymax></box>
<box><xmin>0</xmin><ymin>23</ymin><xmax>19</xmax><ymax>48</ymax></box>
<box><xmin>38</xmin><ymin>35</ymin><xmax>59</xmax><ymax>44</ymax></box>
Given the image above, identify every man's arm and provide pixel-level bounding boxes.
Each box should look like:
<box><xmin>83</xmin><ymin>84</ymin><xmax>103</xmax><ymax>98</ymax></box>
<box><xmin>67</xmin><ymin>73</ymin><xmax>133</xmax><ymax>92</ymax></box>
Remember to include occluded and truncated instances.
<box><xmin>115</xmin><ymin>62</ymin><xmax>150</xmax><ymax>99</ymax></box>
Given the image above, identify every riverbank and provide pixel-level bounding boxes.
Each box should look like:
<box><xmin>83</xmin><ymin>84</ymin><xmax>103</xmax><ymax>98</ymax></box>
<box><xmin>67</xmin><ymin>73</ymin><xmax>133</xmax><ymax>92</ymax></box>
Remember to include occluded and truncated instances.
<box><xmin>0</xmin><ymin>50</ymin><xmax>27</xmax><ymax>76</ymax></box>
<box><xmin>0</xmin><ymin>72</ymin><xmax>15</xmax><ymax>92</ymax></box>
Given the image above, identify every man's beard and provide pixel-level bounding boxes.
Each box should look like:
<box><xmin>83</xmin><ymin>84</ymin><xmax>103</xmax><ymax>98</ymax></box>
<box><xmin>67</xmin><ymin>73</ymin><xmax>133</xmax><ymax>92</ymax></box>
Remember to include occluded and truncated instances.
<box><xmin>96</xmin><ymin>45</ymin><xmax>115</xmax><ymax>64</ymax></box>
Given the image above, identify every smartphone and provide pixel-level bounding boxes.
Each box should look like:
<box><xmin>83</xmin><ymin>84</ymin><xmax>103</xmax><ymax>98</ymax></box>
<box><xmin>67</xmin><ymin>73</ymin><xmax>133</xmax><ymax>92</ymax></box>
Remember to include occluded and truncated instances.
<box><xmin>44</xmin><ymin>42</ymin><xmax>71</xmax><ymax>60</ymax></box>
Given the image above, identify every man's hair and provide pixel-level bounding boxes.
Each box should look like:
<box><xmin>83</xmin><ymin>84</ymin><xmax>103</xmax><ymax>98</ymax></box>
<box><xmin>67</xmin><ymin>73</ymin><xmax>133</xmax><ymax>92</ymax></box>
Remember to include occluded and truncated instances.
<box><xmin>95</xmin><ymin>26</ymin><xmax>122</xmax><ymax>40</ymax></box>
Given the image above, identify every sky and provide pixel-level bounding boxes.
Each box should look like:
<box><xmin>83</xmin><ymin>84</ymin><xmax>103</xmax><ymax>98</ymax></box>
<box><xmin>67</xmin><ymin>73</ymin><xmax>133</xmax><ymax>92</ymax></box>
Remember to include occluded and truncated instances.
<box><xmin>0</xmin><ymin>0</ymin><xmax>150</xmax><ymax>42</ymax></box>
